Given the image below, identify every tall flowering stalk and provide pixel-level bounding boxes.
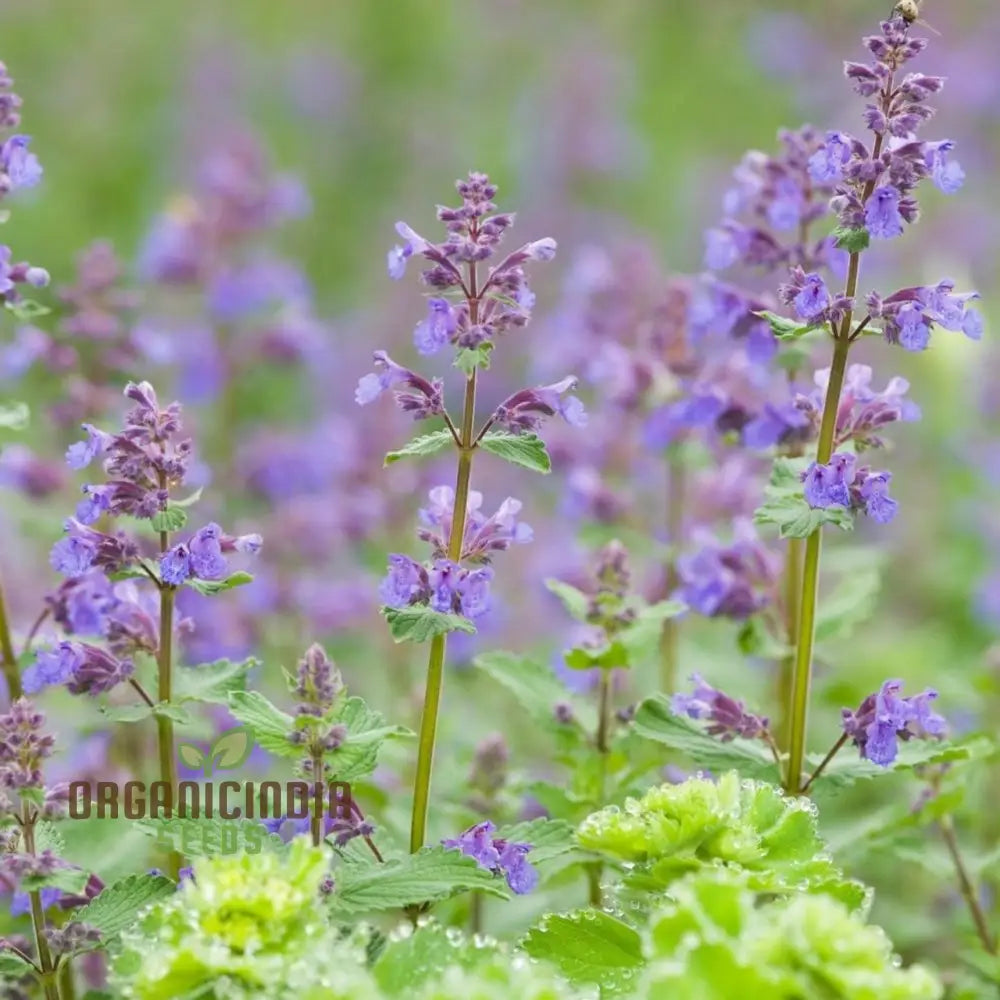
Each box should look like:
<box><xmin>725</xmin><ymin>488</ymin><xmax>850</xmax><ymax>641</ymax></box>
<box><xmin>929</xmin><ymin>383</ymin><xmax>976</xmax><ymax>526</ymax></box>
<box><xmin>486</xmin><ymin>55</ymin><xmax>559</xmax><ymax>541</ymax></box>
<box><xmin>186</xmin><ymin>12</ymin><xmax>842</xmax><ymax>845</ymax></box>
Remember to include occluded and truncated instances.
<box><xmin>772</xmin><ymin>18</ymin><xmax>979</xmax><ymax>791</ymax></box>
<box><xmin>359</xmin><ymin>172</ymin><xmax>581</xmax><ymax>852</ymax></box>
<box><xmin>0</xmin><ymin>60</ymin><xmax>49</xmax><ymax>705</ymax></box>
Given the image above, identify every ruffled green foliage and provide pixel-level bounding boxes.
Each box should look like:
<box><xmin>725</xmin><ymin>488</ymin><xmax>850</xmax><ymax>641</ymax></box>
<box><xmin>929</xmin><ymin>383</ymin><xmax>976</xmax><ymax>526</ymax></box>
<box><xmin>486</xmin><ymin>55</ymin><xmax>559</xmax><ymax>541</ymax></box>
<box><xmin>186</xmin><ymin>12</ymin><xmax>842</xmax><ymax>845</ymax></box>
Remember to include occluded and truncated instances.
<box><xmin>640</xmin><ymin>870</ymin><xmax>943</xmax><ymax>999</ymax></box>
<box><xmin>111</xmin><ymin>840</ymin><xmax>376</xmax><ymax>999</ymax></box>
<box><xmin>414</xmin><ymin>954</ymin><xmax>595</xmax><ymax>1000</ymax></box>
<box><xmin>576</xmin><ymin>772</ymin><xmax>865</xmax><ymax>905</ymax></box>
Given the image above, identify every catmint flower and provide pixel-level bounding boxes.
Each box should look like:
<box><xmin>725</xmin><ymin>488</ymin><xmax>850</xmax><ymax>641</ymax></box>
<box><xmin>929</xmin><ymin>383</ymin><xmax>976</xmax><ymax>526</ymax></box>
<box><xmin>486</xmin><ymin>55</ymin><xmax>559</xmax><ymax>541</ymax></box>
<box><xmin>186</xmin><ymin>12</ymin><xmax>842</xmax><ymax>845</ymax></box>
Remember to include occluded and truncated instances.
<box><xmin>672</xmin><ymin>673</ymin><xmax>771</xmax><ymax>742</ymax></box>
<box><xmin>924</xmin><ymin>140</ymin><xmax>964</xmax><ymax>194</ymax></box>
<box><xmin>0</xmin><ymin>134</ymin><xmax>41</xmax><ymax>190</ymax></box>
<box><xmin>443</xmin><ymin>820</ymin><xmax>538</xmax><ymax>895</ymax></box>
<box><xmin>416</xmin><ymin>487</ymin><xmax>532</xmax><ymax>562</ymax></box>
<box><xmin>841</xmin><ymin>679</ymin><xmax>946</xmax><ymax>766</ymax></box>
<box><xmin>354</xmin><ymin>350</ymin><xmax>444</xmax><ymax>419</ymax></box>
<box><xmin>413</xmin><ymin>297</ymin><xmax>458</xmax><ymax>356</ymax></box>
<box><xmin>159</xmin><ymin>523</ymin><xmax>257</xmax><ymax>585</ymax></box>
<box><xmin>293</xmin><ymin>643</ymin><xmax>343</xmax><ymax>715</ymax></box>
<box><xmin>379</xmin><ymin>554</ymin><xmax>429</xmax><ymax>607</ymax></box>
<box><xmin>864</xmin><ymin>185</ymin><xmax>904</xmax><ymax>239</ymax></box>
<box><xmin>0</xmin><ymin>698</ymin><xmax>55</xmax><ymax>789</ymax></box>
<box><xmin>492</xmin><ymin>375</ymin><xmax>588</xmax><ymax>434</ymax></box>
<box><xmin>65</xmin><ymin>424</ymin><xmax>113</xmax><ymax>470</ymax></box>
<box><xmin>808</xmin><ymin>131</ymin><xmax>854</xmax><ymax>183</ymax></box>
<box><xmin>49</xmin><ymin>519</ymin><xmax>138</xmax><ymax>579</ymax></box>
<box><xmin>792</xmin><ymin>272</ymin><xmax>831</xmax><ymax>320</ymax></box>
<box><xmin>802</xmin><ymin>452</ymin><xmax>898</xmax><ymax>523</ymax></box>
<box><xmin>24</xmin><ymin>641</ymin><xmax>132</xmax><ymax>696</ymax></box>
<box><xmin>675</xmin><ymin>521</ymin><xmax>778</xmax><ymax>620</ymax></box>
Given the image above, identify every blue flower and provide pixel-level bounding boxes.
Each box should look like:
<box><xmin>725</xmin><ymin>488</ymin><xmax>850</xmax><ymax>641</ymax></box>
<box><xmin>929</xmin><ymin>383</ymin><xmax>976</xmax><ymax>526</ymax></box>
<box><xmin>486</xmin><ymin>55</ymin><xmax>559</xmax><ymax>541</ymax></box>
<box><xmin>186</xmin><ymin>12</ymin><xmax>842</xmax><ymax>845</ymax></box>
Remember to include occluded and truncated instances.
<box><xmin>925</xmin><ymin>140</ymin><xmax>964</xmax><ymax>195</ymax></box>
<box><xmin>65</xmin><ymin>424</ymin><xmax>110</xmax><ymax>470</ymax></box>
<box><xmin>864</xmin><ymin>185</ymin><xmax>904</xmax><ymax>239</ymax></box>
<box><xmin>792</xmin><ymin>273</ymin><xmax>830</xmax><ymax>320</ymax></box>
<box><xmin>896</xmin><ymin>303</ymin><xmax>931</xmax><ymax>351</ymax></box>
<box><xmin>1</xmin><ymin>135</ymin><xmax>43</xmax><ymax>190</ymax></box>
<box><xmin>160</xmin><ymin>544</ymin><xmax>192</xmax><ymax>585</ymax></box>
<box><xmin>413</xmin><ymin>298</ymin><xmax>457</xmax><ymax>356</ymax></box>
<box><xmin>802</xmin><ymin>453</ymin><xmax>856</xmax><ymax>508</ymax></box>
<box><xmin>808</xmin><ymin>131</ymin><xmax>852</xmax><ymax>183</ymax></box>
<box><xmin>860</xmin><ymin>472</ymin><xmax>897</xmax><ymax>523</ymax></box>
<box><xmin>443</xmin><ymin>821</ymin><xmax>538</xmax><ymax>895</ymax></box>
<box><xmin>50</xmin><ymin>533</ymin><xmax>97</xmax><ymax>578</ymax></box>
<box><xmin>22</xmin><ymin>643</ymin><xmax>80</xmax><ymax>694</ymax></box>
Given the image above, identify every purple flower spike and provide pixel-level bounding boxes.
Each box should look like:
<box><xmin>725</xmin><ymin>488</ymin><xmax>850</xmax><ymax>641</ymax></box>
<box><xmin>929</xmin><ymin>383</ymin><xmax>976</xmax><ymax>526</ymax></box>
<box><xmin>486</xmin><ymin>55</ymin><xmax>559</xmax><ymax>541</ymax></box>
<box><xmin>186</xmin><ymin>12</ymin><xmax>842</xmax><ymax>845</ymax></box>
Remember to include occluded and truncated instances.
<box><xmin>355</xmin><ymin>350</ymin><xmax>443</xmax><ymax>420</ymax></box>
<box><xmin>492</xmin><ymin>375</ymin><xmax>587</xmax><ymax>435</ymax></box>
<box><xmin>792</xmin><ymin>273</ymin><xmax>831</xmax><ymax>321</ymax></box>
<box><xmin>842</xmin><ymin>680</ymin><xmax>946</xmax><ymax>766</ymax></box>
<box><xmin>672</xmin><ymin>673</ymin><xmax>770</xmax><ymax>742</ymax></box>
<box><xmin>443</xmin><ymin>821</ymin><xmax>538</xmax><ymax>895</ymax></box>
<box><xmin>802</xmin><ymin>453</ymin><xmax>856</xmax><ymax>508</ymax></box>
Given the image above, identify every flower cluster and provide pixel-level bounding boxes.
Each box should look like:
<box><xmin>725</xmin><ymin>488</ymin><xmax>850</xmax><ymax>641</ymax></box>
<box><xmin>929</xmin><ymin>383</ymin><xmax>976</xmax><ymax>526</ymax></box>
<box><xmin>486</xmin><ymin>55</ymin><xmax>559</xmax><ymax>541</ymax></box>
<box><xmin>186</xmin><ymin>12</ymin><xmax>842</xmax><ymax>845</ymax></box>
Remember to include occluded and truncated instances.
<box><xmin>381</xmin><ymin>487</ymin><xmax>533</xmax><ymax>620</ymax></box>
<box><xmin>0</xmin><ymin>61</ymin><xmax>48</xmax><ymax>302</ymax></box>
<box><xmin>868</xmin><ymin>279</ymin><xmax>982</xmax><ymax>350</ymax></box>
<box><xmin>841</xmin><ymin>679</ymin><xmax>946</xmax><ymax>766</ymax></box>
<box><xmin>443</xmin><ymin>820</ymin><xmax>537</xmax><ymax>894</ymax></box>
<box><xmin>22</xmin><ymin>640</ymin><xmax>133</xmax><ymax>696</ymax></box>
<box><xmin>674</xmin><ymin>520</ymin><xmax>779</xmax><ymax>620</ymax></box>
<box><xmin>802</xmin><ymin>452</ymin><xmax>898</xmax><ymax>523</ymax></box>
<box><xmin>160</xmin><ymin>522</ymin><xmax>262</xmax><ymax>586</ymax></box>
<box><xmin>672</xmin><ymin>674</ymin><xmax>771</xmax><ymax>742</ymax></box>
<box><xmin>387</xmin><ymin>171</ymin><xmax>555</xmax><ymax>353</ymax></box>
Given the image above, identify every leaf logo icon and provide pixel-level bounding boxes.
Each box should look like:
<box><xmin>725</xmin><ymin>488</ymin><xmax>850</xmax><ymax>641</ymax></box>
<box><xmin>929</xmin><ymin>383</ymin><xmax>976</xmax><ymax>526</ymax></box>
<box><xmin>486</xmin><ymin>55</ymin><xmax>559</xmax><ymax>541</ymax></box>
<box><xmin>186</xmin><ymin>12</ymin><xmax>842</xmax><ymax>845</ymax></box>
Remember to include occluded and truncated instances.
<box><xmin>177</xmin><ymin>726</ymin><xmax>255</xmax><ymax>777</ymax></box>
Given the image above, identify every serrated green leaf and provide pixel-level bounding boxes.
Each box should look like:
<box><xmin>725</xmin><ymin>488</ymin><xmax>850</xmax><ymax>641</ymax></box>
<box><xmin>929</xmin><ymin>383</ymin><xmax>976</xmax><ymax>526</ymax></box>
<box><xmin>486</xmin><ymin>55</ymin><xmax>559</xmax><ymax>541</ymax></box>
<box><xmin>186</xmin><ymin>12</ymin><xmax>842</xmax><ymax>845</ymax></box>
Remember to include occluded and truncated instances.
<box><xmin>754</xmin><ymin>456</ymin><xmax>855</xmax><ymax>539</ymax></box>
<box><xmin>618</xmin><ymin>600</ymin><xmax>687</xmax><ymax>667</ymax></box>
<box><xmin>326</xmin><ymin>696</ymin><xmax>413</xmax><ymax>782</ymax></box>
<box><xmin>20</xmin><ymin>867</ymin><xmax>91</xmax><ymax>894</ymax></box>
<box><xmin>99</xmin><ymin>703</ymin><xmax>157</xmax><ymax>724</ymax></box>
<box><xmin>479</xmin><ymin>431</ymin><xmax>551</xmax><ymax>473</ymax></box>
<box><xmin>454</xmin><ymin>343</ymin><xmax>493</xmax><ymax>374</ymax></box>
<box><xmin>632</xmin><ymin>695</ymin><xmax>777</xmax><ymax>781</ymax></box>
<box><xmin>492</xmin><ymin>818</ymin><xmax>577</xmax><ymax>865</ymax></box>
<box><xmin>522</xmin><ymin>911</ymin><xmax>643</xmax><ymax>995</ymax></box>
<box><xmin>150</xmin><ymin>505</ymin><xmax>188</xmax><ymax>533</ymax></box>
<box><xmin>475</xmin><ymin>650</ymin><xmax>594</xmax><ymax>730</ymax></box>
<box><xmin>0</xmin><ymin>401</ymin><xmax>29</xmax><ymax>430</ymax></box>
<box><xmin>384</xmin><ymin>429</ymin><xmax>453</xmax><ymax>466</ymax></box>
<box><xmin>329</xmin><ymin>846</ymin><xmax>509</xmax><ymax>915</ymax></box>
<box><xmin>754</xmin><ymin>310</ymin><xmax>822</xmax><ymax>341</ymax></box>
<box><xmin>545</xmin><ymin>578</ymin><xmax>591</xmax><ymax>621</ymax></box>
<box><xmin>833</xmin><ymin>225</ymin><xmax>870</xmax><ymax>253</ymax></box>
<box><xmin>174</xmin><ymin>657</ymin><xmax>257</xmax><ymax>705</ymax></box>
<box><xmin>185</xmin><ymin>571</ymin><xmax>254</xmax><ymax>596</ymax></box>
<box><xmin>564</xmin><ymin>639</ymin><xmax>629</xmax><ymax>671</ymax></box>
<box><xmin>381</xmin><ymin>605</ymin><xmax>476</xmax><ymax>643</ymax></box>
<box><xmin>814</xmin><ymin>569</ymin><xmax>881</xmax><ymax>643</ymax></box>
<box><xmin>0</xmin><ymin>949</ymin><xmax>34</xmax><ymax>977</ymax></box>
<box><xmin>227</xmin><ymin>690</ymin><xmax>298</xmax><ymax>756</ymax></box>
<box><xmin>373</xmin><ymin>920</ymin><xmax>497</xmax><ymax>995</ymax></box>
<box><xmin>73</xmin><ymin>874</ymin><xmax>176</xmax><ymax>939</ymax></box>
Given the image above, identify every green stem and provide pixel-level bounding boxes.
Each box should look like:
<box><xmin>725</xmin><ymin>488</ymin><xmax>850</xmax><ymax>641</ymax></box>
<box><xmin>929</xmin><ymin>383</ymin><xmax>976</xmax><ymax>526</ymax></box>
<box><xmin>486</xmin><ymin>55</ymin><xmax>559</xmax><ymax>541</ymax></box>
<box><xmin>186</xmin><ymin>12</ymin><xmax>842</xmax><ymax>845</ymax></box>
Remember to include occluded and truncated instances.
<box><xmin>776</xmin><ymin>536</ymin><xmax>801</xmax><ymax>749</ymax></box>
<box><xmin>22</xmin><ymin>804</ymin><xmax>61</xmax><ymax>1000</ymax></box>
<box><xmin>587</xmin><ymin>668</ymin><xmax>613</xmax><ymax>907</ymax></box>
<box><xmin>659</xmin><ymin>450</ymin><xmax>685</xmax><ymax>693</ymax></box>
<box><xmin>0</xmin><ymin>574</ymin><xmax>22</xmax><ymax>702</ymax></box>
<box><xmin>409</xmin><ymin>371</ymin><xmax>478</xmax><ymax>853</ymax></box>
<box><xmin>154</xmin><ymin>486</ymin><xmax>181</xmax><ymax>877</ymax></box>
<box><xmin>784</xmin><ymin>320</ymin><xmax>853</xmax><ymax>795</ymax></box>
<box><xmin>939</xmin><ymin>816</ymin><xmax>997</xmax><ymax>956</ymax></box>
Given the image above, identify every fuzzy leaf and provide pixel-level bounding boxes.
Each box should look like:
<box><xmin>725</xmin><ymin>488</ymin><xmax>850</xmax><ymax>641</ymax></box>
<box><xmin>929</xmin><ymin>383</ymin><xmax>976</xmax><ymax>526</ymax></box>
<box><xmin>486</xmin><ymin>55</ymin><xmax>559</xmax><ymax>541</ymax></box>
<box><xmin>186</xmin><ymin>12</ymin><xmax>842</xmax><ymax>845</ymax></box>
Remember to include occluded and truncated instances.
<box><xmin>492</xmin><ymin>818</ymin><xmax>577</xmax><ymax>865</ymax></box>
<box><xmin>384</xmin><ymin>429</ymin><xmax>453</xmax><ymax>467</ymax></box>
<box><xmin>174</xmin><ymin>657</ymin><xmax>257</xmax><ymax>705</ymax></box>
<box><xmin>564</xmin><ymin>639</ymin><xmax>629</xmax><ymax>671</ymax></box>
<box><xmin>454</xmin><ymin>343</ymin><xmax>493</xmax><ymax>374</ymax></box>
<box><xmin>326</xmin><ymin>696</ymin><xmax>413</xmax><ymax>782</ymax></box>
<box><xmin>754</xmin><ymin>456</ymin><xmax>854</xmax><ymax>539</ymax></box>
<box><xmin>814</xmin><ymin>569</ymin><xmax>881</xmax><ymax>643</ymax></box>
<box><xmin>381</xmin><ymin>605</ymin><xmax>476</xmax><ymax>643</ymax></box>
<box><xmin>150</xmin><ymin>505</ymin><xmax>188</xmax><ymax>533</ymax></box>
<box><xmin>522</xmin><ymin>910</ymin><xmax>643</xmax><ymax>995</ymax></box>
<box><xmin>544</xmin><ymin>578</ymin><xmax>591</xmax><ymax>621</ymax></box>
<box><xmin>73</xmin><ymin>874</ymin><xmax>176</xmax><ymax>939</ymax></box>
<box><xmin>754</xmin><ymin>310</ymin><xmax>822</xmax><ymax>341</ymax></box>
<box><xmin>0</xmin><ymin>401</ymin><xmax>29</xmax><ymax>430</ymax></box>
<box><xmin>632</xmin><ymin>695</ymin><xmax>777</xmax><ymax>781</ymax></box>
<box><xmin>329</xmin><ymin>846</ymin><xmax>509</xmax><ymax>915</ymax></box>
<box><xmin>185</xmin><ymin>571</ymin><xmax>254</xmax><ymax>596</ymax></box>
<box><xmin>479</xmin><ymin>431</ymin><xmax>551</xmax><ymax>474</ymax></box>
<box><xmin>20</xmin><ymin>867</ymin><xmax>91</xmax><ymax>894</ymax></box>
<box><xmin>0</xmin><ymin>949</ymin><xmax>34</xmax><ymax>977</ymax></box>
<box><xmin>227</xmin><ymin>691</ymin><xmax>298</xmax><ymax>757</ymax></box>
<box><xmin>833</xmin><ymin>225</ymin><xmax>871</xmax><ymax>253</ymax></box>
<box><xmin>99</xmin><ymin>702</ymin><xmax>191</xmax><ymax>725</ymax></box>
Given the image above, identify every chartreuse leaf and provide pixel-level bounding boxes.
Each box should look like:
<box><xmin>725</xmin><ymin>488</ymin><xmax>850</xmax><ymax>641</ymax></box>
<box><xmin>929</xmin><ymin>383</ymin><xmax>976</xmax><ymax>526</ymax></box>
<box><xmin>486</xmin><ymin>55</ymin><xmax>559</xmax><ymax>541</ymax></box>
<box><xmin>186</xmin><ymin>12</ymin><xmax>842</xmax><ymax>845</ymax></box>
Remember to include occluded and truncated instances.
<box><xmin>227</xmin><ymin>690</ymin><xmax>298</xmax><ymax>756</ymax></box>
<box><xmin>0</xmin><ymin>949</ymin><xmax>34</xmax><ymax>977</ymax></box>
<box><xmin>174</xmin><ymin>657</ymin><xmax>258</xmax><ymax>704</ymax></box>
<box><xmin>5</xmin><ymin>298</ymin><xmax>50</xmax><ymax>321</ymax></box>
<box><xmin>632</xmin><ymin>695</ymin><xmax>777</xmax><ymax>780</ymax></box>
<box><xmin>384</xmin><ymin>429</ymin><xmax>453</xmax><ymax>466</ymax></box>
<box><xmin>522</xmin><ymin>910</ymin><xmax>643</xmax><ymax>996</ymax></box>
<box><xmin>638</xmin><ymin>869</ymin><xmax>941</xmax><ymax>999</ymax></box>
<box><xmin>754</xmin><ymin>456</ymin><xmax>854</xmax><ymax>539</ymax></box>
<box><xmin>478</xmin><ymin>430</ymin><xmax>551</xmax><ymax>473</ymax></box>
<box><xmin>578</xmin><ymin>772</ymin><xmax>866</xmax><ymax>908</ymax></box>
<box><xmin>833</xmin><ymin>224</ymin><xmax>871</xmax><ymax>253</ymax></box>
<box><xmin>328</xmin><ymin>846</ymin><xmax>509</xmax><ymax>915</ymax></box>
<box><xmin>0</xmin><ymin>401</ymin><xmax>29</xmax><ymax>430</ymax></box>
<box><xmin>186</xmin><ymin>571</ymin><xmax>254</xmax><ymax>596</ymax></box>
<box><xmin>74</xmin><ymin>874</ymin><xmax>176</xmax><ymax>939</ymax></box>
<box><xmin>381</xmin><ymin>605</ymin><xmax>476</xmax><ymax>643</ymax></box>
<box><xmin>454</xmin><ymin>342</ymin><xmax>493</xmax><ymax>374</ymax></box>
